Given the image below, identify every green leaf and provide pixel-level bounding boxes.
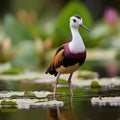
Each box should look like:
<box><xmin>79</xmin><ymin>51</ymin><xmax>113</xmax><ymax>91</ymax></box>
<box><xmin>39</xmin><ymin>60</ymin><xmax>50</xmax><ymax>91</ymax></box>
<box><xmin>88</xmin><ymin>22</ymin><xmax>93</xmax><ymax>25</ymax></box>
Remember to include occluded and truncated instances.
<box><xmin>24</xmin><ymin>91</ymin><xmax>36</xmax><ymax>97</ymax></box>
<box><xmin>4</xmin><ymin>14</ymin><xmax>31</xmax><ymax>45</ymax></box>
<box><xmin>58</xmin><ymin>79</ymin><xmax>68</xmax><ymax>85</ymax></box>
<box><xmin>77</xmin><ymin>71</ymin><xmax>99</xmax><ymax>79</ymax></box>
<box><xmin>11</xmin><ymin>40</ymin><xmax>37</xmax><ymax>68</ymax></box>
<box><xmin>91</xmin><ymin>80</ymin><xmax>100</xmax><ymax>92</ymax></box>
<box><xmin>0</xmin><ymin>108</ymin><xmax>17</xmax><ymax>113</ymax></box>
<box><xmin>1</xmin><ymin>100</ymin><xmax>17</xmax><ymax>105</ymax></box>
<box><xmin>53</xmin><ymin>1</ymin><xmax>92</xmax><ymax>46</ymax></box>
<box><xmin>2</xmin><ymin>67</ymin><xmax>24</xmax><ymax>74</ymax></box>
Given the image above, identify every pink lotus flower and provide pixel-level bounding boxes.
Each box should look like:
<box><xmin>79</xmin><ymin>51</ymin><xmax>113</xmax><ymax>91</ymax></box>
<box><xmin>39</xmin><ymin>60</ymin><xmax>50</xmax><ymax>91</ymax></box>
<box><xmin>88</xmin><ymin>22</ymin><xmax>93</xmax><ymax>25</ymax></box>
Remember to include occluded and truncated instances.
<box><xmin>104</xmin><ymin>8</ymin><xmax>118</xmax><ymax>25</ymax></box>
<box><xmin>107</xmin><ymin>62</ymin><xmax>118</xmax><ymax>77</ymax></box>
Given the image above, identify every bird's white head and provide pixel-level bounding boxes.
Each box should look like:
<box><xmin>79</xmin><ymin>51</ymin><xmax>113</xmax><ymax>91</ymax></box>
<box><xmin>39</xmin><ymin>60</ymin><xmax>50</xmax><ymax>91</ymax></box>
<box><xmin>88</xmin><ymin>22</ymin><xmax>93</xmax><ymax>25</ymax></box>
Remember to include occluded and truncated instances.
<box><xmin>70</xmin><ymin>15</ymin><xmax>89</xmax><ymax>32</ymax></box>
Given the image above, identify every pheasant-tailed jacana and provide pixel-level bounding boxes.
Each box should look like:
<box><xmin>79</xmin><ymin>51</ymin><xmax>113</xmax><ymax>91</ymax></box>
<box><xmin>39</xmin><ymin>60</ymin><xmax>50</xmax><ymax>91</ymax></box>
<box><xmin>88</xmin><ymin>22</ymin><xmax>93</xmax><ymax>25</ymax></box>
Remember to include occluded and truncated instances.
<box><xmin>46</xmin><ymin>15</ymin><xmax>89</xmax><ymax>97</ymax></box>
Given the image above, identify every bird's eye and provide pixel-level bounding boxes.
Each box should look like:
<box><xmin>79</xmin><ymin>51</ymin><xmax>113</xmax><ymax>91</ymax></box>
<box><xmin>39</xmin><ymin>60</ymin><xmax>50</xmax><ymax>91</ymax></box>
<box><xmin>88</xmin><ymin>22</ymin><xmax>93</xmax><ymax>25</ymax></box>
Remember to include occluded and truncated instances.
<box><xmin>73</xmin><ymin>19</ymin><xmax>76</xmax><ymax>22</ymax></box>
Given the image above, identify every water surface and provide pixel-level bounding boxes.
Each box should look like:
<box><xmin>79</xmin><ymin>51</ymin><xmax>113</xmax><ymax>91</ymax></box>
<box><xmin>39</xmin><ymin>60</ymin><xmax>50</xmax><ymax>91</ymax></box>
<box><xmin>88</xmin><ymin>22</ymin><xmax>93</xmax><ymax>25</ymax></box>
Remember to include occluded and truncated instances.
<box><xmin>0</xmin><ymin>80</ymin><xmax>120</xmax><ymax>120</ymax></box>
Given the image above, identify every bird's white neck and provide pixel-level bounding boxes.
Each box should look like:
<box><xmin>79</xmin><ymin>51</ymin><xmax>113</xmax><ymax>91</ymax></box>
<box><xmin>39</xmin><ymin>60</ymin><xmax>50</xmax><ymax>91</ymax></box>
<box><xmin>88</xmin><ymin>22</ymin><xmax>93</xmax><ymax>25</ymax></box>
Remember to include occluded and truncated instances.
<box><xmin>69</xmin><ymin>27</ymin><xmax>85</xmax><ymax>53</ymax></box>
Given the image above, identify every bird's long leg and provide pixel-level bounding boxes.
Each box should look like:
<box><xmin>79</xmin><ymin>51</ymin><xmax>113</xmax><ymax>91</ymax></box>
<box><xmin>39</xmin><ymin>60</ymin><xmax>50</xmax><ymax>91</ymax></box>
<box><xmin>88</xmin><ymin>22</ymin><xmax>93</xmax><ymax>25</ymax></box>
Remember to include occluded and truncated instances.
<box><xmin>53</xmin><ymin>74</ymin><xmax>60</xmax><ymax>99</ymax></box>
<box><xmin>68</xmin><ymin>73</ymin><xmax>73</xmax><ymax>97</ymax></box>
<box><xmin>69</xmin><ymin>94</ymin><xmax>73</xmax><ymax>111</ymax></box>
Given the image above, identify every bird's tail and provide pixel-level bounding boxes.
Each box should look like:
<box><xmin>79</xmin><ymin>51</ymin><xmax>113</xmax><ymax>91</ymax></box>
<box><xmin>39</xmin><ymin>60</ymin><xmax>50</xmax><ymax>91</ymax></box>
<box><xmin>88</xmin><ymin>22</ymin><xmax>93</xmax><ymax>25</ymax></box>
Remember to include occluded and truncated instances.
<box><xmin>45</xmin><ymin>63</ymin><xmax>58</xmax><ymax>76</ymax></box>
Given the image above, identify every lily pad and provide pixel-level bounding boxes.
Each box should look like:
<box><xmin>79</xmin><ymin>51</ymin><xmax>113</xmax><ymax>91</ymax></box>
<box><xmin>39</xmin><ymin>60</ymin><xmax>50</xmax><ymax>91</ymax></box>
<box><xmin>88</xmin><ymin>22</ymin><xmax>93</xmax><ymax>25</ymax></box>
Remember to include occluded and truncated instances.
<box><xmin>0</xmin><ymin>91</ymin><xmax>64</xmax><ymax>109</ymax></box>
<box><xmin>1</xmin><ymin>100</ymin><xmax>17</xmax><ymax>105</ymax></box>
<box><xmin>0</xmin><ymin>63</ymin><xmax>11</xmax><ymax>73</ymax></box>
<box><xmin>77</xmin><ymin>71</ymin><xmax>99</xmax><ymax>79</ymax></box>
<box><xmin>0</xmin><ymin>91</ymin><xmax>52</xmax><ymax>98</ymax></box>
<box><xmin>91</xmin><ymin>80</ymin><xmax>101</xmax><ymax>92</ymax></box>
<box><xmin>91</xmin><ymin>97</ymin><xmax>120</xmax><ymax>106</ymax></box>
<box><xmin>0</xmin><ymin>72</ymin><xmax>41</xmax><ymax>81</ymax></box>
<box><xmin>0</xmin><ymin>99</ymin><xmax>64</xmax><ymax>109</ymax></box>
<box><xmin>2</xmin><ymin>68</ymin><xmax>24</xmax><ymax>74</ymax></box>
<box><xmin>72</xmin><ymin>77</ymin><xmax>120</xmax><ymax>89</ymax></box>
<box><xmin>24</xmin><ymin>91</ymin><xmax>36</xmax><ymax>97</ymax></box>
<box><xmin>87</xmin><ymin>48</ymin><xmax>116</xmax><ymax>61</ymax></box>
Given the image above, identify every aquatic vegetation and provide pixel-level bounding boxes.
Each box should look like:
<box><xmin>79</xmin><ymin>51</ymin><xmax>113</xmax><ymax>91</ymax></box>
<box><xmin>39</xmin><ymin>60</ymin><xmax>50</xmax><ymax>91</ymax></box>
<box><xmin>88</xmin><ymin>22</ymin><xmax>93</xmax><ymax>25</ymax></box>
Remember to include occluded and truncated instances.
<box><xmin>1</xmin><ymin>100</ymin><xmax>17</xmax><ymax>105</ymax></box>
<box><xmin>91</xmin><ymin>97</ymin><xmax>120</xmax><ymax>106</ymax></box>
<box><xmin>0</xmin><ymin>108</ymin><xmax>17</xmax><ymax>113</ymax></box>
<box><xmin>0</xmin><ymin>91</ymin><xmax>24</xmax><ymax>98</ymax></box>
<box><xmin>72</xmin><ymin>77</ymin><xmax>120</xmax><ymax>89</ymax></box>
<box><xmin>0</xmin><ymin>91</ymin><xmax>51</xmax><ymax>98</ymax></box>
<box><xmin>34</xmin><ymin>38</ymin><xmax>53</xmax><ymax>68</ymax></box>
<box><xmin>0</xmin><ymin>63</ymin><xmax>11</xmax><ymax>73</ymax></box>
<box><xmin>53</xmin><ymin>1</ymin><xmax>92</xmax><ymax>47</ymax></box>
<box><xmin>91</xmin><ymin>80</ymin><xmax>100</xmax><ymax>87</ymax></box>
<box><xmin>58</xmin><ymin>79</ymin><xmax>68</xmax><ymax>85</ymax></box>
<box><xmin>0</xmin><ymin>37</ymin><xmax>17</xmax><ymax>63</ymax></box>
<box><xmin>2</xmin><ymin>67</ymin><xmax>24</xmax><ymax>74</ymax></box>
<box><xmin>77</xmin><ymin>70</ymin><xmax>99</xmax><ymax>79</ymax></box>
<box><xmin>91</xmin><ymin>80</ymin><xmax>100</xmax><ymax>92</ymax></box>
<box><xmin>104</xmin><ymin>8</ymin><xmax>118</xmax><ymax>25</ymax></box>
<box><xmin>0</xmin><ymin>99</ymin><xmax>64</xmax><ymax>109</ymax></box>
<box><xmin>10</xmin><ymin>94</ymin><xmax>20</xmax><ymax>98</ymax></box>
<box><xmin>0</xmin><ymin>72</ymin><xmax>41</xmax><ymax>81</ymax></box>
<box><xmin>87</xmin><ymin>48</ymin><xmax>116</xmax><ymax>61</ymax></box>
<box><xmin>0</xmin><ymin>91</ymin><xmax>64</xmax><ymax>109</ymax></box>
<box><xmin>24</xmin><ymin>91</ymin><xmax>36</xmax><ymax>97</ymax></box>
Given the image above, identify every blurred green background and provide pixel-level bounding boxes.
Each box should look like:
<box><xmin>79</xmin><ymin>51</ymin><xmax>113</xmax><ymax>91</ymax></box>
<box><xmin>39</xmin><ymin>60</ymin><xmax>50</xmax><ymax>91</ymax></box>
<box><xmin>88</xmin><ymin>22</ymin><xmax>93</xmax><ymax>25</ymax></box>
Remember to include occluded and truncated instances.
<box><xmin>0</xmin><ymin>0</ymin><xmax>120</xmax><ymax>77</ymax></box>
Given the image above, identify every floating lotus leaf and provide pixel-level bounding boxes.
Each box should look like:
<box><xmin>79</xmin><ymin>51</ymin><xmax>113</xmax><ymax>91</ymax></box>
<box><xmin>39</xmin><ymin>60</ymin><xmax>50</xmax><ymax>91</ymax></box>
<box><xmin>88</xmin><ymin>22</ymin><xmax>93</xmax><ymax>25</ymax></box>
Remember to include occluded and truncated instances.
<box><xmin>0</xmin><ymin>91</ymin><xmax>64</xmax><ymax>109</ymax></box>
<box><xmin>77</xmin><ymin>70</ymin><xmax>99</xmax><ymax>79</ymax></box>
<box><xmin>0</xmin><ymin>99</ymin><xmax>64</xmax><ymax>109</ymax></box>
<box><xmin>91</xmin><ymin>97</ymin><xmax>120</xmax><ymax>106</ymax></box>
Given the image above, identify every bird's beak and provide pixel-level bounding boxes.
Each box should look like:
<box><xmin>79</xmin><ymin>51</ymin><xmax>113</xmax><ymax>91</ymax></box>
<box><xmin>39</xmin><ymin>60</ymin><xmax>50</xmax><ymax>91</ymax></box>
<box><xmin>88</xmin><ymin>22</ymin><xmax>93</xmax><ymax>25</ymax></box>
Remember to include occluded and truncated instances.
<box><xmin>79</xmin><ymin>24</ymin><xmax>90</xmax><ymax>32</ymax></box>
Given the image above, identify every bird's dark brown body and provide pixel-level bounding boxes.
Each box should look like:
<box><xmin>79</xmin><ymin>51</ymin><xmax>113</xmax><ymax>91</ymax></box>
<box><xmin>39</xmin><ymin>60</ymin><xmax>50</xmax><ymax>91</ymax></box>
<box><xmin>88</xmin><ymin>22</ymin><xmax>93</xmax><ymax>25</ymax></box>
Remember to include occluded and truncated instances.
<box><xmin>46</xmin><ymin>43</ymin><xmax>86</xmax><ymax>76</ymax></box>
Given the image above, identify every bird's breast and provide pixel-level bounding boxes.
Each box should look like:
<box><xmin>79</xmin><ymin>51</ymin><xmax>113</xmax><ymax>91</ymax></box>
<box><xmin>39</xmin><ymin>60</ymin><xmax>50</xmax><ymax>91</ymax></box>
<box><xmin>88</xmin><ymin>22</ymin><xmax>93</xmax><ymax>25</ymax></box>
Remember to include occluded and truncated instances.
<box><xmin>55</xmin><ymin>44</ymin><xmax>86</xmax><ymax>74</ymax></box>
<box><xmin>56</xmin><ymin>50</ymin><xmax>86</xmax><ymax>74</ymax></box>
<box><xmin>63</xmin><ymin>45</ymin><xmax>86</xmax><ymax>67</ymax></box>
<box><xmin>64</xmin><ymin>43</ymin><xmax>86</xmax><ymax>59</ymax></box>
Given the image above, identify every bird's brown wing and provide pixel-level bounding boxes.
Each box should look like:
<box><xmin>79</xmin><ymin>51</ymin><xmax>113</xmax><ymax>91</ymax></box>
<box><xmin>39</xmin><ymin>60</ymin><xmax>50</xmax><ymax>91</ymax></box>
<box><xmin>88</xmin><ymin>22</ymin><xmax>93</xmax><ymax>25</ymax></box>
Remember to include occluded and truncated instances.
<box><xmin>45</xmin><ymin>45</ymin><xmax>64</xmax><ymax>76</ymax></box>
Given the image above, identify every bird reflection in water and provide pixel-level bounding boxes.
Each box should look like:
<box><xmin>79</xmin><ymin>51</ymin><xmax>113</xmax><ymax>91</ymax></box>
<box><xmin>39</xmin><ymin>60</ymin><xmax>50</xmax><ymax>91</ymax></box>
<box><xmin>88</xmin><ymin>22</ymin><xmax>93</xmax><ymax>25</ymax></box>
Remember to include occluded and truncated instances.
<box><xmin>46</xmin><ymin>95</ymin><xmax>78</xmax><ymax>120</ymax></box>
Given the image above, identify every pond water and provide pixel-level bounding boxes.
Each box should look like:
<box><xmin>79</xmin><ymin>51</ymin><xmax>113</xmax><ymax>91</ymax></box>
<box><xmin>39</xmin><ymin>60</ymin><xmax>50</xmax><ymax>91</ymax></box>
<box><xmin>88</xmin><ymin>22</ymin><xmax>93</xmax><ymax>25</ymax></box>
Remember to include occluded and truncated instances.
<box><xmin>0</xmin><ymin>80</ymin><xmax>120</xmax><ymax>120</ymax></box>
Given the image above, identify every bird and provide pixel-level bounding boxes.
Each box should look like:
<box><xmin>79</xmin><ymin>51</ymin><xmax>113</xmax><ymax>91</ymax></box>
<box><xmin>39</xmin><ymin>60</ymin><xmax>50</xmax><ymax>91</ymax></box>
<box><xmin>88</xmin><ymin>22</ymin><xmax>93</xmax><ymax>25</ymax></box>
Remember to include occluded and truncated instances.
<box><xmin>46</xmin><ymin>15</ymin><xmax>89</xmax><ymax>98</ymax></box>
